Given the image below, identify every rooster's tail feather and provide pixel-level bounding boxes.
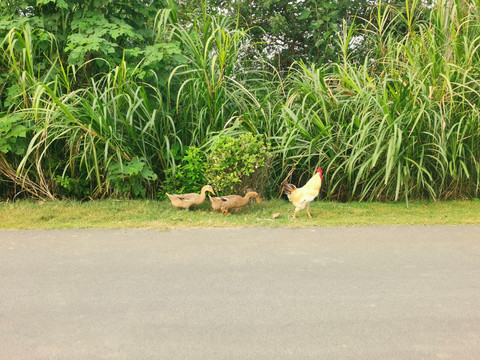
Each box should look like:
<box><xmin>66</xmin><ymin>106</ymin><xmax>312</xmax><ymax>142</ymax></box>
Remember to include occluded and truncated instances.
<box><xmin>281</xmin><ymin>181</ymin><xmax>297</xmax><ymax>196</ymax></box>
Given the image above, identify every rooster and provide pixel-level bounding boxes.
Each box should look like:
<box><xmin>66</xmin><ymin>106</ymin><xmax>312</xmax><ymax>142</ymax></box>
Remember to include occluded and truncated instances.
<box><xmin>281</xmin><ymin>167</ymin><xmax>323</xmax><ymax>219</ymax></box>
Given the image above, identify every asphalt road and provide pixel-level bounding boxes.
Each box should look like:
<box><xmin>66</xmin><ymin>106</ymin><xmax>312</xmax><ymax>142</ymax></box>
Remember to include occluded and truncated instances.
<box><xmin>1</xmin><ymin>226</ymin><xmax>480</xmax><ymax>359</ymax></box>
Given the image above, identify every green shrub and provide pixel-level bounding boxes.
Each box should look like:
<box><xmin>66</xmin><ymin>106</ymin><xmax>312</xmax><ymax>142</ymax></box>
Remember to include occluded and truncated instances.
<box><xmin>161</xmin><ymin>146</ymin><xmax>206</xmax><ymax>196</ymax></box>
<box><xmin>0</xmin><ymin>114</ymin><xmax>28</xmax><ymax>156</ymax></box>
<box><xmin>54</xmin><ymin>175</ymin><xmax>90</xmax><ymax>199</ymax></box>
<box><xmin>107</xmin><ymin>157</ymin><xmax>157</xmax><ymax>198</ymax></box>
<box><xmin>205</xmin><ymin>133</ymin><xmax>272</xmax><ymax>196</ymax></box>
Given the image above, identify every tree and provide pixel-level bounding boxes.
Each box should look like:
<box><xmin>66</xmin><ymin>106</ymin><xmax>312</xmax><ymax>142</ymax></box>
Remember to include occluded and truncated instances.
<box><xmin>0</xmin><ymin>1</ymin><xmax>181</xmax><ymax>79</ymax></box>
<box><xmin>0</xmin><ymin>0</ymin><xmax>186</xmax><ymax>114</ymax></box>
<box><xmin>194</xmin><ymin>0</ymin><xmax>371</xmax><ymax>69</ymax></box>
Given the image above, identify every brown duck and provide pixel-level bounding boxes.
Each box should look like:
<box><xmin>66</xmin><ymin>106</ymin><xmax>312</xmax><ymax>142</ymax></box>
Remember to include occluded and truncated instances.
<box><xmin>166</xmin><ymin>185</ymin><xmax>215</xmax><ymax>209</ymax></box>
<box><xmin>209</xmin><ymin>191</ymin><xmax>260</xmax><ymax>215</ymax></box>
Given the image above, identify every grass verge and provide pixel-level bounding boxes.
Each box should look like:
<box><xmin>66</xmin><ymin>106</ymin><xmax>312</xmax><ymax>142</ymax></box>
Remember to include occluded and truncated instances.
<box><xmin>1</xmin><ymin>199</ymin><xmax>480</xmax><ymax>230</ymax></box>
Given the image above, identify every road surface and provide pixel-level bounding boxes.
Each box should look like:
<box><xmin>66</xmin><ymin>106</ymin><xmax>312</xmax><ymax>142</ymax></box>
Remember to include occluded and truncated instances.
<box><xmin>1</xmin><ymin>226</ymin><xmax>480</xmax><ymax>359</ymax></box>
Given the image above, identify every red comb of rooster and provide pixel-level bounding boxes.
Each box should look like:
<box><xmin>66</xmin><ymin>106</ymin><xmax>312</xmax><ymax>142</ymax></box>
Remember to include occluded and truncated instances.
<box><xmin>316</xmin><ymin>167</ymin><xmax>322</xmax><ymax>173</ymax></box>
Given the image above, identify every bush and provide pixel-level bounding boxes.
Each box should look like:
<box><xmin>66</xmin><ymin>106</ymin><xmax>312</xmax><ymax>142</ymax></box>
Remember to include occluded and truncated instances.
<box><xmin>107</xmin><ymin>157</ymin><xmax>157</xmax><ymax>198</ymax></box>
<box><xmin>161</xmin><ymin>146</ymin><xmax>206</xmax><ymax>196</ymax></box>
<box><xmin>205</xmin><ymin>133</ymin><xmax>272</xmax><ymax>196</ymax></box>
<box><xmin>54</xmin><ymin>175</ymin><xmax>91</xmax><ymax>199</ymax></box>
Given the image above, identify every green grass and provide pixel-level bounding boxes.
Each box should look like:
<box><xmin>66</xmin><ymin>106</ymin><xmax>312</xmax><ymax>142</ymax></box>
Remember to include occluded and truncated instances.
<box><xmin>1</xmin><ymin>199</ymin><xmax>480</xmax><ymax>229</ymax></box>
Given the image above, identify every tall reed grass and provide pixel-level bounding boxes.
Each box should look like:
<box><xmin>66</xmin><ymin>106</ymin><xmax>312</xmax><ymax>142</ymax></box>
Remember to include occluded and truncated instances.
<box><xmin>278</xmin><ymin>0</ymin><xmax>480</xmax><ymax>202</ymax></box>
<box><xmin>1</xmin><ymin>23</ymin><xmax>171</xmax><ymax>198</ymax></box>
<box><xmin>167</xmin><ymin>12</ymin><xmax>276</xmax><ymax>146</ymax></box>
<box><xmin>0</xmin><ymin>7</ymin><xmax>275</xmax><ymax>199</ymax></box>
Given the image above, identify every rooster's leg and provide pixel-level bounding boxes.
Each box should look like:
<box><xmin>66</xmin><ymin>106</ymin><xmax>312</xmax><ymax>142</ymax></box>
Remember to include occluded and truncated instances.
<box><xmin>292</xmin><ymin>208</ymin><xmax>300</xmax><ymax>219</ymax></box>
<box><xmin>221</xmin><ymin>209</ymin><xmax>229</xmax><ymax>215</ymax></box>
<box><xmin>306</xmin><ymin>204</ymin><xmax>312</xmax><ymax>218</ymax></box>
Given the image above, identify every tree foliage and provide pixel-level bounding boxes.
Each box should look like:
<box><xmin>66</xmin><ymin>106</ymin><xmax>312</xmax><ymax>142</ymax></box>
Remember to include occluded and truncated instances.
<box><xmin>195</xmin><ymin>0</ymin><xmax>370</xmax><ymax>69</ymax></box>
<box><xmin>0</xmin><ymin>0</ymin><xmax>182</xmax><ymax>85</ymax></box>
